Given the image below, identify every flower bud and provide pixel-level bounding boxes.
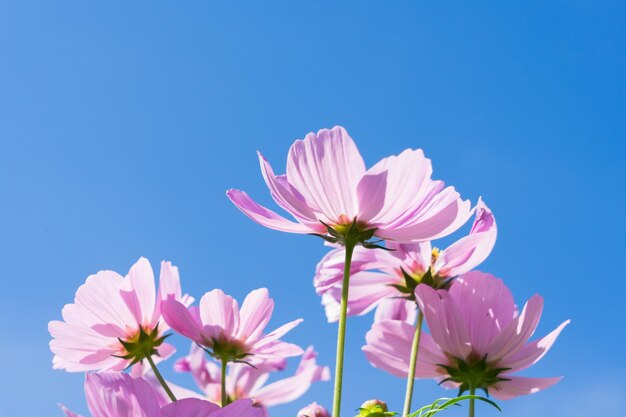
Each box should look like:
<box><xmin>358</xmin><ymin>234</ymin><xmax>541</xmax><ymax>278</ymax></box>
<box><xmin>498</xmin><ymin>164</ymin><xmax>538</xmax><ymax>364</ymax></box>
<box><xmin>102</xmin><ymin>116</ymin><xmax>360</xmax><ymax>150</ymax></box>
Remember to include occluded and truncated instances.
<box><xmin>357</xmin><ymin>400</ymin><xmax>395</xmax><ymax>417</ymax></box>
<box><xmin>297</xmin><ymin>402</ymin><xmax>330</xmax><ymax>417</ymax></box>
<box><xmin>360</xmin><ymin>400</ymin><xmax>388</xmax><ymax>412</ymax></box>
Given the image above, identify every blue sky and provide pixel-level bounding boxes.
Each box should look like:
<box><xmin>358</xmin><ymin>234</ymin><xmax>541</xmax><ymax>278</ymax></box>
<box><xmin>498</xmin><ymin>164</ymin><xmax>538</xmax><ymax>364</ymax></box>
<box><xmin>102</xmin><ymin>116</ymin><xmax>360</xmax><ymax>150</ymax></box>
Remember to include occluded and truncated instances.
<box><xmin>0</xmin><ymin>1</ymin><xmax>624</xmax><ymax>416</ymax></box>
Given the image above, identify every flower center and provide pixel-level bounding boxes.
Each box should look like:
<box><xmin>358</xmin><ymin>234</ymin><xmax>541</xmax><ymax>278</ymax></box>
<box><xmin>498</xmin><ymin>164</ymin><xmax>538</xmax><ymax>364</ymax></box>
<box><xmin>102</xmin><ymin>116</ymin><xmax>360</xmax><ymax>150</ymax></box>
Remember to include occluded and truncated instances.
<box><xmin>431</xmin><ymin>247</ymin><xmax>441</xmax><ymax>264</ymax></box>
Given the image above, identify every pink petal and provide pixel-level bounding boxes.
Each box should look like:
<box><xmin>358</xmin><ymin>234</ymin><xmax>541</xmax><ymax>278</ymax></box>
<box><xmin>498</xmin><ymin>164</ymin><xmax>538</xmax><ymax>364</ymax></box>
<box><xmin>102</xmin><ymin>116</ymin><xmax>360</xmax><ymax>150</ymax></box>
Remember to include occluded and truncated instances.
<box><xmin>59</xmin><ymin>405</ymin><xmax>84</xmax><ymax>417</ymax></box>
<box><xmin>252</xmin><ymin>362</ymin><xmax>326</xmax><ymax>407</ymax></box>
<box><xmin>237</xmin><ymin>288</ymin><xmax>274</xmax><ymax>341</ymax></box>
<box><xmin>71</xmin><ymin>271</ymin><xmax>135</xmax><ymax>328</ymax></box>
<box><xmin>157</xmin><ymin>261</ymin><xmax>182</xmax><ymax>301</ymax></box>
<box><xmin>174</xmin><ymin>344</ymin><xmax>220</xmax><ymax>391</ymax></box>
<box><xmin>252</xmin><ymin>318</ymin><xmax>303</xmax><ymax>350</ymax></box>
<box><xmin>487</xmin><ymin>295</ymin><xmax>544</xmax><ymax>362</ymax></box>
<box><xmin>321</xmin><ymin>271</ymin><xmax>399</xmax><ymax>322</ymax></box>
<box><xmin>313</xmin><ymin>246</ymin><xmax>385</xmax><ymax>295</ymax></box>
<box><xmin>415</xmin><ymin>285</ymin><xmax>472</xmax><ymax>358</ymax></box>
<box><xmin>211</xmin><ymin>399</ymin><xmax>264</xmax><ymax>417</ymax></box>
<box><xmin>161</xmin><ymin>398</ymin><xmax>220</xmax><ymax>417</ymax></box>
<box><xmin>434</xmin><ymin>199</ymin><xmax>497</xmax><ymax>278</ymax></box>
<box><xmin>360</xmin><ymin>149</ymin><xmax>433</xmax><ymax>227</ymax></box>
<box><xmin>362</xmin><ymin>319</ymin><xmax>446</xmax><ymax>379</ymax></box>
<box><xmin>161</xmin><ymin>296</ymin><xmax>205</xmax><ymax>344</ymax></box>
<box><xmin>253</xmin><ymin>340</ymin><xmax>304</xmax><ymax>360</ymax></box>
<box><xmin>387</xmin><ymin>241</ymin><xmax>432</xmax><ymax>276</ymax></box>
<box><xmin>490</xmin><ymin>376</ymin><xmax>562</xmax><ymax>400</ymax></box>
<box><xmin>198</xmin><ymin>289</ymin><xmax>241</xmax><ymax>337</ymax></box>
<box><xmin>226</xmin><ymin>189</ymin><xmax>313</xmax><ymax>233</ymax></box>
<box><xmin>374</xmin><ymin>298</ymin><xmax>417</xmax><ymax>324</ymax></box>
<box><xmin>84</xmin><ymin>373</ymin><xmax>161</xmax><ymax>417</ymax></box>
<box><xmin>378</xmin><ymin>185</ymin><xmax>472</xmax><ymax>242</ymax></box>
<box><xmin>447</xmin><ymin>272</ymin><xmax>515</xmax><ymax>354</ymax></box>
<box><xmin>250</xmin><ymin>347</ymin><xmax>328</xmax><ymax>407</ymax></box>
<box><xmin>356</xmin><ymin>170</ymin><xmax>389</xmax><ymax>222</ymax></box>
<box><xmin>286</xmin><ymin>126</ymin><xmax>365</xmax><ymax>222</ymax></box>
<box><xmin>258</xmin><ymin>152</ymin><xmax>320</xmax><ymax>224</ymax></box>
<box><xmin>499</xmin><ymin>320</ymin><xmax>570</xmax><ymax>372</ymax></box>
<box><xmin>48</xmin><ymin>320</ymin><xmax>123</xmax><ymax>372</ymax></box>
<box><xmin>122</xmin><ymin>257</ymin><xmax>156</xmax><ymax>325</ymax></box>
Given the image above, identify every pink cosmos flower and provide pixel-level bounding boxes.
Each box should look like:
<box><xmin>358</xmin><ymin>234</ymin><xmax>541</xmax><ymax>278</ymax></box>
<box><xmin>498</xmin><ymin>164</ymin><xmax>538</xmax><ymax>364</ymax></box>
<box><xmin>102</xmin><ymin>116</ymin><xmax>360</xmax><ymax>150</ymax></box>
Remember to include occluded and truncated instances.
<box><xmin>316</xmin><ymin>200</ymin><xmax>496</xmax><ymax>321</ymax></box>
<box><xmin>297</xmin><ymin>402</ymin><xmax>330</xmax><ymax>417</ymax></box>
<box><xmin>162</xmin><ymin>288</ymin><xmax>303</xmax><ymax>363</ymax></box>
<box><xmin>60</xmin><ymin>372</ymin><xmax>262</xmax><ymax>417</ymax></box>
<box><xmin>49</xmin><ymin>258</ymin><xmax>192</xmax><ymax>373</ymax></box>
<box><xmin>362</xmin><ymin>271</ymin><xmax>569</xmax><ymax>400</ymax></box>
<box><xmin>173</xmin><ymin>344</ymin><xmax>330</xmax><ymax>416</ymax></box>
<box><xmin>227</xmin><ymin>126</ymin><xmax>471</xmax><ymax>243</ymax></box>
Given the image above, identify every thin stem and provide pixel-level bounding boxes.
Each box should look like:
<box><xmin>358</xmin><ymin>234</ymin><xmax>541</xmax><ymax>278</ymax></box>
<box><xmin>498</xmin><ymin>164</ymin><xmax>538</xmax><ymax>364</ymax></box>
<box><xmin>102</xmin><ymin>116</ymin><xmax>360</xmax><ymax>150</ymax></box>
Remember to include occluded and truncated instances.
<box><xmin>331</xmin><ymin>241</ymin><xmax>356</xmax><ymax>417</ymax></box>
<box><xmin>402</xmin><ymin>309</ymin><xmax>424</xmax><ymax>417</ymax></box>
<box><xmin>145</xmin><ymin>354</ymin><xmax>177</xmax><ymax>402</ymax></box>
<box><xmin>221</xmin><ymin>357</ymin><xmax>228</xmax><ymax>407</ymax></box>
<box><xmin>469</xmin><ymin>386</ymin><xmax>476</xmax><ymax>417</ymax></box>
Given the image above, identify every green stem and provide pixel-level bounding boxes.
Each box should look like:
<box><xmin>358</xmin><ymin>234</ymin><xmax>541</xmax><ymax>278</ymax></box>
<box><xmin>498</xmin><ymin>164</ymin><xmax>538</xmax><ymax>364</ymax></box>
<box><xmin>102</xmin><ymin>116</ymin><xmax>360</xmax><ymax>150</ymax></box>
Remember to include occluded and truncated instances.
<box><xmin>145</xmin><ymin>354</ymin><xmax>177</xmax><ymax>402</ymax></box>
<box><xmin>469</xmin><ymin>386</ymin><xmax>476</xmax><ymax>417</ymax></box>
<box><xmin>331</xmin><ymin>240</ymin><xmax>356</xmax><ymax>417</ymax></box>
<box><xmin>221</xmin><ymin>357</ymin><xmax>228</xmax><ymax>407</ymax></box>
<box><xmin>401</xmin><ymin>309</ymin><xmax>424</xmax><ymax>417</ymax></box>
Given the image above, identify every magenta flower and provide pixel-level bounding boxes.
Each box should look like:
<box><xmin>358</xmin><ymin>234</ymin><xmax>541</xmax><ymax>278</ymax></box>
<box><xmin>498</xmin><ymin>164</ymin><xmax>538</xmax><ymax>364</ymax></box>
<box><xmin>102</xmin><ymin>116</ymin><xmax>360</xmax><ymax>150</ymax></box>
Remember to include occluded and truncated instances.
<box><xmin>227</xmin><ymin>126</ymin><xmax>471</xmax><ymax>243</ymax></box>
<box><xmin>316</xmin><ymin>199</ymin><xmax>496</xmax><ymax>321</ymax></box>
<box><xmin>297</xmin><ymin>402</ymin><xmax>330</xmax><ymax>417</ymax></box>
<box><xmin>162</xmin><ymin>288</ymin><xmax>303</xmax><ymax>363</ymax></box>
<box><xmin>363</xmin><ymin>272</ymin><xmax>569</xmax><ymax>399</ymax></box>
<box><xmin>49</xmin><ymin>258</ymin><xmax>192</xmax><ymax>373</ymax></box>
<box><xmin>60</xmin><ymin>372</ymin><xmax>262</xmax><ymax>417</ymax></box>
<box><xmin>173</xmin><ymin>344</ymin><xmax>330</xmax><ymax>415</ymax></box>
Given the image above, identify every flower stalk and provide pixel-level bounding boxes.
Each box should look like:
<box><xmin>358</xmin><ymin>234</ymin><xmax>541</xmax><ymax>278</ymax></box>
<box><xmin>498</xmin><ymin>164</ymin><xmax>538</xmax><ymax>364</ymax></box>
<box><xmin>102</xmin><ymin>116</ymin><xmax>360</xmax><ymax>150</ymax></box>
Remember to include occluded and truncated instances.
<box><xmin>469</xmin><ymin>386</ymin><xmax>476</xmax><ymax>417</ymax></box>
<box><xmin>221</xmin><ymin>357</ymin><xmax>228</xmax><ymax>407</ymax></box>
<box><xmin>402</xmin><ymin>309</ymin><xmax>424</xmax><ymax>417</ymax></box>
<box><xmin>145</xmin><ymin>353</ymin><xmax>177</xmax><ymax>402</ymax></box>
<box><xmin>332</xmin><ymin>239</ymin><xmax>356</xmax><ymax>417</ymax></box>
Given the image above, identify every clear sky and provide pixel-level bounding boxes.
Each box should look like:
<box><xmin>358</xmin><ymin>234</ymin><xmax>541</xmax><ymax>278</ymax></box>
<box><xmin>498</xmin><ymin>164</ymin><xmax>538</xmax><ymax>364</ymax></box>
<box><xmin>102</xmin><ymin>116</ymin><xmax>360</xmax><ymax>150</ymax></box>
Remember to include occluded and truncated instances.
<box><xmin>0</xmin><ymin>1</ymin><xmax>624</xmax><ymax>416</ymax></box>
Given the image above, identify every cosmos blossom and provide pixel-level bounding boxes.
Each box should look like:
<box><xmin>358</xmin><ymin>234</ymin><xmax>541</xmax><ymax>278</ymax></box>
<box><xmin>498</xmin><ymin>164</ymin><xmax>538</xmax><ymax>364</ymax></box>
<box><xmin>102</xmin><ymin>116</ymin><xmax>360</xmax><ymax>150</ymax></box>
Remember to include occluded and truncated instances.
<box><xmin>227</xmin><ymin>126</ymin><xmax>471</xmax><ymax>243</ymax></box>
<box><xmin>363</xmin><ymin>272</ymin><xmax>569</xmax><ymax>400</ymax></box>
<box><xmin>49</xmin><ymin>258</ymin><xmax>192</xmax><ymax>374</ymax></box>
<box><xmin>161</xmin><ymin>288</ymin><xmax>303</xmax><ymax>363</ymax></box>
<box><xmin>60</xmin><ymin>372</ymin><xmax>262</xmax><ymax>417</ymax></box>
<box><xmin>173</xmin><ymin>344</ymin><xmax>330</xmax><ymax>416</ymax></box>
<box><xmin>316</xmin><ymin>199</ymin><xmax>496</xmax><ymax>322</ymax></box>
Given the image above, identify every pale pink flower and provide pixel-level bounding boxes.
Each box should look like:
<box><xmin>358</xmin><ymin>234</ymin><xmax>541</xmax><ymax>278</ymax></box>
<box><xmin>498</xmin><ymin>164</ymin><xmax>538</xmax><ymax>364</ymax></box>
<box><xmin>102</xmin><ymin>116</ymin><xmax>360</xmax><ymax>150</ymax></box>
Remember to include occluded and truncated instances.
<box><xmin>60</xmin><ymin>372</ymin><xmax>262</xmax><ymax>417</ymax></box>
<box><xmin>173</xmin><ymin>344</ymin><xmax>330</xmax><ymax>416</ymax></box>
<box><xmin>227</xmin><ymin>126</ymin><xmax>471</xmax><ymax>243</ymax></box>
<box><xmin>162</xmin><ymin>288</ymin><xmax>303</xmax><ymax>363</ymax></box>
<box><xmin>363</xmin><ymin>272</ymin><xmax>569</xmax><ymax>400</ymax></box>
<box><xmin>297</xmin><ymin>402</ymin><xmax>330</xmax><ymax>417</ymax></box>
<box><xmin>316</xmin><ymin>200</ymin><xmax>496</xmax><ymax>321</ymax></box>
<box><xmin>49</xmin><ymin>258</ymin><xmax>192</xmax><ymax>373</ymax></box>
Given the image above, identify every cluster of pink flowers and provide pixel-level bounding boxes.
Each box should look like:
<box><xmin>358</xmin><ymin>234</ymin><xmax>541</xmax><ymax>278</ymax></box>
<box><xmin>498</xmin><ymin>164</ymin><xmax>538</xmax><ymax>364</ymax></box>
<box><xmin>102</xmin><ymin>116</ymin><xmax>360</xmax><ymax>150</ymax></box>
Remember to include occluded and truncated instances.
<box><xmin>49</xmin><ymin>126</ymin><xmax>568</xmax><ymax>417</ymax></box>
<box><xmin>50</xmin><ymin>258</ymin><xmax>328</xmax><ymax>417</ymax></box>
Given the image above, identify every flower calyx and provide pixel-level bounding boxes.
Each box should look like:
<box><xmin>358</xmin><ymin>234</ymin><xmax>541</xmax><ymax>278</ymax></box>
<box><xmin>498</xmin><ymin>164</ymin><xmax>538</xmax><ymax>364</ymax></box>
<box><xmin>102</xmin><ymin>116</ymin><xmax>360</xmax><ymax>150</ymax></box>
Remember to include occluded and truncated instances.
<box><xmin>437</xmin><ymin>354</ymin><xmax>512</xmax><ymax>397</ymax></box>
<box><xmin>115</xmin><ymin>324</ymin><xmax>170</xmax><ymax>366</ymax></box>
<box><xmin>198</xmin><ymin>339</ymin><xmax>253</xmax><ymax>366</ymax></box>
<box><xmin>310</xmin><ymin>218</ymin><xmax>389</xmax><ymax>250</ymax></box>
<box><xmin>389</xmin><ymin>267</ymin><xmax>452</xmax><ymax>301</ymax></box>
